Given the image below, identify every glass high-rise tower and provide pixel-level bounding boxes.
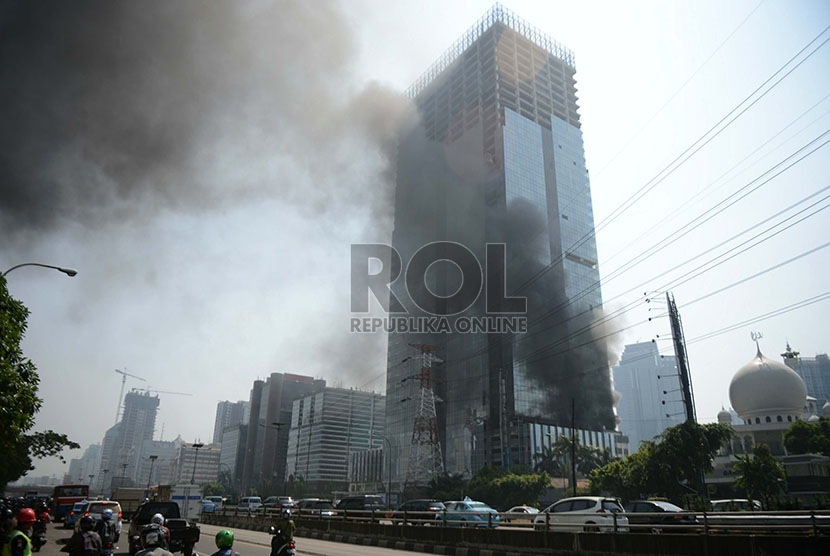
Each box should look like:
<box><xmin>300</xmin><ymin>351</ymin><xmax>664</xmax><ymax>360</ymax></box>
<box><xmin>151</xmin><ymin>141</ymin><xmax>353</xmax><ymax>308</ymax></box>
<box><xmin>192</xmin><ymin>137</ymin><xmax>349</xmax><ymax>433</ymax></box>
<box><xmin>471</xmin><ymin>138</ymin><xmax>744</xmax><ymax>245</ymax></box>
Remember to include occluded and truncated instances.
<box><xmin>386</xmin><ymin>5</ymin><xmax>616</xmax><ymax>486</ymax></box>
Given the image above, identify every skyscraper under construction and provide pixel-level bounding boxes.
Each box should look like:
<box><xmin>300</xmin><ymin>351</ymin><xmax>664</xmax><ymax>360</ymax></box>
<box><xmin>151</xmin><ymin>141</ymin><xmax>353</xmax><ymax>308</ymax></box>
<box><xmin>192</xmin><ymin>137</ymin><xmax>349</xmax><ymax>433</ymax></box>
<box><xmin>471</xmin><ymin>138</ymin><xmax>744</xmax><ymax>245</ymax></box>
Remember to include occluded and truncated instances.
<box><xmin>385</xmin><ymin>5</ymin><xmax>620</xmax><ymax>488</ymax></box>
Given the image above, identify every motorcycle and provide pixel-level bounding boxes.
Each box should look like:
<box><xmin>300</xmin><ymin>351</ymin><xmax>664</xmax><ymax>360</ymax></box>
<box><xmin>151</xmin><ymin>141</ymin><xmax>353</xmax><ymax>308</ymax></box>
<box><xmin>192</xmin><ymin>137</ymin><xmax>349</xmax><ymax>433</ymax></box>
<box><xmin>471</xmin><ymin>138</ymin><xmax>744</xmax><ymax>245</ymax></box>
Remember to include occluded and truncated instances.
<box><xmin>101</xmin><ymin>539</ymin><xmax>115</xmax><ymax>556</ymax></box>
<box><xmin>269</xmin><ymin>526</ymin><xmax>296</xmax><ymax>556</ymax></box>
<box><xmin>31</xmin><ymin>514</ymin><xmax>49</xmax><ymax>552</ymax></box>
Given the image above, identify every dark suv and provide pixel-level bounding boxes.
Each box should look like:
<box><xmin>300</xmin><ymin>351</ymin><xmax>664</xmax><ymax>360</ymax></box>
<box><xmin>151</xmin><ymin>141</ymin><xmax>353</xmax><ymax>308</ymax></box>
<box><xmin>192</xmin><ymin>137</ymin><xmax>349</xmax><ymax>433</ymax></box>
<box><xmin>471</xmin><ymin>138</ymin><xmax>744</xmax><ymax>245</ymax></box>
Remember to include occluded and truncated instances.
<box><xmin>391</xmin><ymin>499</ymin><xmax>445</xmax><ymax>525</ymax></box>
<box><xmin>334</xmin><ymin>495</ymin><xmax>385</xmax><ymax>519</ymax></box>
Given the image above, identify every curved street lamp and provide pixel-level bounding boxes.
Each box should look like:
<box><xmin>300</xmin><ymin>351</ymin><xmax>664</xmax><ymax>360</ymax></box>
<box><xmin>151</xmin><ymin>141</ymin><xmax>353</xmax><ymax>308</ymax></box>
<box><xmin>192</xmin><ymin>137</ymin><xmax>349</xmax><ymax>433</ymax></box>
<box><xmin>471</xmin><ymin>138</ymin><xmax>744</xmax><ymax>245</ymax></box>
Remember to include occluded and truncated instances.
<box><xmin>371</xmin><ymin>432</ymin><xmax>393</xmax><ymax>507</ymax></box>
<box><xmin>190</xmin><ymin>443</ymin><xmax>205</xmax><ymax>485</ymax></box>
<box><xmin>2</xmin><ymin>262</ymin><xmax>78</xmax><ymax>278</ymax></box>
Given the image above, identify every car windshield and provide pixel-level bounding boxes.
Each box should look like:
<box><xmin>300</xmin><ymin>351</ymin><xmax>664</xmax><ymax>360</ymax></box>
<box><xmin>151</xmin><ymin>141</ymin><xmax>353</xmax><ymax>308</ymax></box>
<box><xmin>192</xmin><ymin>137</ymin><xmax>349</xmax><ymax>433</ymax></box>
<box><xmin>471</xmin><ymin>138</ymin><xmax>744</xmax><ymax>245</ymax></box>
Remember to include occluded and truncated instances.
<box><xmin>652</xmin><ymin>501</ymin><xmax>683</xmax><ymax>512</ymax></box>
<box><xmin>315</xmin><ymin>502</ymin><xmax>334</xmax><ymax>509</ymax></box>
<box><xmin>88</xmin><ymin>503</ymin><xmax>121</xmax><ymax>514</ymax></box>
<box><xmin>601</xmin><ymin>500</ymin><xmax>624</xmax><ymax>512</ymax></box>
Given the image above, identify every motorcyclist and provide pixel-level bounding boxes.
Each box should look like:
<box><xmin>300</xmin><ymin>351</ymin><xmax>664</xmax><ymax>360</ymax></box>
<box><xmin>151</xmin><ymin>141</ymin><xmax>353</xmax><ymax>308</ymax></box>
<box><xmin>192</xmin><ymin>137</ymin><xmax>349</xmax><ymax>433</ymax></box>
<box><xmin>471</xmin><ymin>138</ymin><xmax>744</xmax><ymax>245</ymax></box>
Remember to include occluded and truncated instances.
<box><xmin>210</xmin><ymin>530</ymin><xmax>239</xmax><ymax>556</ymax></box>
<box><xmin>2</xmin><ymin>508</ymin><xmax>36</xmax><ymax>556</ymax></box>
<box><xmin>135</xmin><ymin>525</ymin><xmax>172</xmax><ymax>556</ymax></box>
<box><xmin>95</xmin><ymin>509</ymin><xmax>117</xmax><ymax>553</ymax></box>
<box><xmin>150</xmin><ymin>514</ymin><xmax>170</xmax><ymax>548</ymax></box>
<box><xmin>270</xmin><ymin>508</ymin><xmax>295</xmax><ymax>554</ymax></box>
<box><xmin>30</xmin><ymin>504</ymin><xmax>49</xmax><ymax>552</ymax></box>
<box><xmin>0</xmin><ymin>506</ymin><xmax>15</xmax><ymax>551</ymax></box>
<box><xmin>62</xmin><ymin>516</ymin><xmax>101</xmax><ymax>556</ymax></box>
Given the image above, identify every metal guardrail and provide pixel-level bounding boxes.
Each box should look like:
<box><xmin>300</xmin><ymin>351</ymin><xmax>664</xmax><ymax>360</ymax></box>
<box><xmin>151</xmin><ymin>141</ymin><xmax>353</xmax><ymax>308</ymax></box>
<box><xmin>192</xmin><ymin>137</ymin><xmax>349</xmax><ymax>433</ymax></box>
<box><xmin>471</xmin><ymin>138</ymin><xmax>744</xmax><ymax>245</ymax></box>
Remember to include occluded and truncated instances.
<box><xmin>206</xmin><ymin>505</ymin><xmax>830</xmax><ymax>536</ymax></box>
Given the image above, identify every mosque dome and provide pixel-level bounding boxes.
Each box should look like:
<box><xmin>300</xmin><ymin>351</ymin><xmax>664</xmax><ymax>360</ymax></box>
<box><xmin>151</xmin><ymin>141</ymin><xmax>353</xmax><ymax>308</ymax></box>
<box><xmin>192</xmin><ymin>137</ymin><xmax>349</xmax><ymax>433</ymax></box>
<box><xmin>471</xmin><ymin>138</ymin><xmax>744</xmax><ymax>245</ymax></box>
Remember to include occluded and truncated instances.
<box><xmin>728</xmin><ymin>347</ymin><xmax>807</xmax><ymax>420</ymax></box>
<box><xmin>717</xmin><ymin>407</ymin><xmax>733</xmax><ymax>424</ymax></box>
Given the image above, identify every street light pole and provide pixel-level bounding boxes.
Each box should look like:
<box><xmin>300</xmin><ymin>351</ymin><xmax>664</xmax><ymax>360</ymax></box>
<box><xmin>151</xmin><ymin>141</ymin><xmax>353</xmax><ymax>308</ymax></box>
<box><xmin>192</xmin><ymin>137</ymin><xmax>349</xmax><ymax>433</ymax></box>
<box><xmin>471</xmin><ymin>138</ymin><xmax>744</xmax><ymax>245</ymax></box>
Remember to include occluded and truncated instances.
<box><xmin>370</xmin><ymin>432</ymin><xmax>393</xmax><ymax>507</ymax></box>
<box><xmin>146</xmin><ymin>455</ymin><xmax>159</xmax><ymax>490</ymax></box>
<box><xmin>2</xmin><ymin>262</ymin><xmax>78</xmax><ymax>278</ymax></box>
<box><xmin>190</xmin><ymin>443</ymin><xmax>204</xmax><ymax>485</ymax></box>
<box><xmin>100</xmin><ymin>469</ymin><xmax>109</xmax><ymax>494</ymax></box>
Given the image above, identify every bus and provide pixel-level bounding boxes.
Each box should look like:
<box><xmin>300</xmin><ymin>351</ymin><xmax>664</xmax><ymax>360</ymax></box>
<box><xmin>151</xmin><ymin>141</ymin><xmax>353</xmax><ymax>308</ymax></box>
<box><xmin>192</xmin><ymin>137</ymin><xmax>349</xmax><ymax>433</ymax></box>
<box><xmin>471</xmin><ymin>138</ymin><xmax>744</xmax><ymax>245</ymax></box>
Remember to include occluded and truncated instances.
<box><xmin>52</xmin><ymin>484</ymin><xmax>90</xmax><ymax>522</ymax></box>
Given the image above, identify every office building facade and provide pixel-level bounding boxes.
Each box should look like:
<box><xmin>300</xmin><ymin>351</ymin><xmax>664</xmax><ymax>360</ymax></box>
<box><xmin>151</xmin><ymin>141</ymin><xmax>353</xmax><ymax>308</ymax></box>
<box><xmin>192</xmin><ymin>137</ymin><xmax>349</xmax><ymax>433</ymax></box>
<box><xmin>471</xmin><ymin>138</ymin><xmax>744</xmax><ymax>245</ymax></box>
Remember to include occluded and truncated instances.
<box><xmin>783</xmin><ymin>343</ymin><xmax>830</xmax><ymax>410</ymax></box>
<box><xmin>98</xmin><ymin>390</ymin><xmax>160</xmax><ymax>490</ymax></box>
<box><xmin>285</xmin><ymin>388</ymin><xmax>385</xmax><ymax>493</ymax></box>
<box><xmin>212</xmin><ymin>400</ymin><xmax>250</xmax><ymax>444</ymax></box>
<box><xmin>385</xmin><ymin>5</ymin><xmax>614</xmax><ymax>485</ymax></box>
<box><xmin>171</xmin><ymin>443</ymin><xmax>221</xmax><ymax>486</ymax></box>
<box><xmin>240</xmin><ymin>372</ymin><xmax>326</xmax><ymax>493</ymax></box>
<box><xmin>612</xmin><ymin>341</ymin><xmax>684</xmax><ymax>451</ymax></box>
<box><xmin>219</xmin><ymin>425</ymin><xmax>247</xmax><ymax>493</ymax></box>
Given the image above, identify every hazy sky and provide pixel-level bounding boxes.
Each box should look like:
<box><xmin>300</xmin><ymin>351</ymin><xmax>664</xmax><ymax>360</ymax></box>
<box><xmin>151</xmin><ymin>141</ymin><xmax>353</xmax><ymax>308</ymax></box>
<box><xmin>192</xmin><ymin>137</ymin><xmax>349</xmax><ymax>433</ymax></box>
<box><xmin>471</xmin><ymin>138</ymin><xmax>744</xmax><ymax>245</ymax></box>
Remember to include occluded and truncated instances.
<box><xmin>3</xmin><ymin>0</ymin><xmax>828</xmax><ymax>479</ymax></box>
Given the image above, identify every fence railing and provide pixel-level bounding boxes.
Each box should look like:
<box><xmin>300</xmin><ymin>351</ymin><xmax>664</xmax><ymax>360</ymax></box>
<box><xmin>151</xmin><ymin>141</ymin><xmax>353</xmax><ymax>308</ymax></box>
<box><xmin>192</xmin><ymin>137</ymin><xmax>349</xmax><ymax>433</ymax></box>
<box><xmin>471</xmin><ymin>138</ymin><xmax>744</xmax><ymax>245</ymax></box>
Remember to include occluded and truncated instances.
<box><xmin>204</xmin><ymin>505</ymin><xmax>830</xmax><ymax>536</ymax></box>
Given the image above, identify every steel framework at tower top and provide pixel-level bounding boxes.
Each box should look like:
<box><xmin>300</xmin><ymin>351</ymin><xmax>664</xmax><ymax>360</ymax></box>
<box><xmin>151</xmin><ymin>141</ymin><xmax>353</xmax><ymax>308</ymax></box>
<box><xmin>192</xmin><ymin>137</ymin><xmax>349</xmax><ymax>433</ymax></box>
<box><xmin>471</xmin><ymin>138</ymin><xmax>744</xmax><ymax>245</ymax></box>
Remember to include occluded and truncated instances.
<box><xmin>404</xmin><ymin>344</ymin><xmax>445</xmax><ymax>488</ymax></box>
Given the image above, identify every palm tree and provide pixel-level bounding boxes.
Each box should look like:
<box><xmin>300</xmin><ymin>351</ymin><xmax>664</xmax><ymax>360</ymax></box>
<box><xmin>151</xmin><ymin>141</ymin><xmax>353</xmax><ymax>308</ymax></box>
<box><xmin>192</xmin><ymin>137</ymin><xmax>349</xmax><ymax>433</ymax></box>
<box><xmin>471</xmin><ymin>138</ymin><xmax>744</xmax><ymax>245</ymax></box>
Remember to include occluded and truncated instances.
<box><xmin>533</xmin><ymin>445</ymin><xmax>564</xmax><ymax>476</ymax></box>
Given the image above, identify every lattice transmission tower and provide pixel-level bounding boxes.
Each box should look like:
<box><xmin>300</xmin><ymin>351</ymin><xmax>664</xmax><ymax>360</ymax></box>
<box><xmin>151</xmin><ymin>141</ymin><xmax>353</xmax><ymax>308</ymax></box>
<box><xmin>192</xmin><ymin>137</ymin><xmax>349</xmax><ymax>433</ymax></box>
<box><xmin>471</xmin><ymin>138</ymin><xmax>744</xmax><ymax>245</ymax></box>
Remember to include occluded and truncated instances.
<box><xmin>404</xmin><ymin>343</ymin><xmax>445</xmax><ymax>487</ymax></box>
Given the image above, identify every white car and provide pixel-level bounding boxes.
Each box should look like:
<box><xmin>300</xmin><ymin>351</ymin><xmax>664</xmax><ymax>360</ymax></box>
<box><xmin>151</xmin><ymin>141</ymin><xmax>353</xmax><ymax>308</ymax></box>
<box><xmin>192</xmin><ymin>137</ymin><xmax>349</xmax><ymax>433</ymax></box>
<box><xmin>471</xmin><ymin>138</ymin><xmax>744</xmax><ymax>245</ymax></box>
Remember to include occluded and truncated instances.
<box><xmin>237</xmin><ymin>496</ymin><xmax>263</xmax><ymax>513</ymax></box>
<box><xmin>503</xmin><ymin>505</ymin><xmax>540</xmax><ymax>523</ymax></box>
<box><xmin>533</xmin><ymin>496</ymin><xmax>629</xmax><ymax>533</ymax></box>
<box><xmin>203</xmin><ymin>496</ymin><xmax>225</xmax><ymax>511</ymax></box>
<box><xmin>75</xmin><ymin>500</ymin><xmax>123</xmax><ymax>540</ymax></box>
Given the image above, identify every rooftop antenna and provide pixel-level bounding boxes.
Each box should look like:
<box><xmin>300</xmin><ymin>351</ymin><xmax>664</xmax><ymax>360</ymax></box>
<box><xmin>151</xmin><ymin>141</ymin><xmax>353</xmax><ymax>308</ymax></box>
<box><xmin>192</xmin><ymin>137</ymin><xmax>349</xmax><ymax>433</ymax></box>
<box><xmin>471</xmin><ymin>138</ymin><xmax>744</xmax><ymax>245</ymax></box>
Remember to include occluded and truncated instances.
<box><xmin>114</xmin><ymin>368</ymin><xmax>147</xmax><ymax>424</ymax></box>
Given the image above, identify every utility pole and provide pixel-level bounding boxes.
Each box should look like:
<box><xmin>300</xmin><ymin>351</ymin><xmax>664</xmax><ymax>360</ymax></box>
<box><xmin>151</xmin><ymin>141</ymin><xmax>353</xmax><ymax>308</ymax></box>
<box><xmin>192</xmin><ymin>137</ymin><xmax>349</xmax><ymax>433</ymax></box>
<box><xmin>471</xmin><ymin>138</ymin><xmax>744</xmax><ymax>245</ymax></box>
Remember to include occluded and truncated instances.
<box><xmin>666</xmin><ymin>292</ymin><xmax>705</xmax><ymax>497</ymax></box>
<box><xmin>571</xmin><ymin>399</ymin><xmax>577</xmax><ymax>497</ymax></box>
<box><xmin>666</xmin><ymin>293</ymin><xmax>697</xmax><ymax>422</ymax></box>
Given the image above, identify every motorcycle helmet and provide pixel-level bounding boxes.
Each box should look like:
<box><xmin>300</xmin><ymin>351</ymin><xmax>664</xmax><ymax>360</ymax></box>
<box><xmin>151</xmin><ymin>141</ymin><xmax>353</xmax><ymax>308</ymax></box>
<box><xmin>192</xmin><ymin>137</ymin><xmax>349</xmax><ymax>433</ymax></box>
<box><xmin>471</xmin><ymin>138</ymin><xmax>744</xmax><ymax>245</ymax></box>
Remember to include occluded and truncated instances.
<box><xmin>79</xmin><ymin>515</ymin><xmax>95</xmax><ymax>531</ymax></box>
<box><xmin>280</xmin><ymin>508</ymin><xmax>291</xmax><ymax>519</ymax></box>
<box><xmin>16</xmin><ymin>508</ymin><xmax>37</xmax><ymax>526</ymax></box>
<box><xmin>215</xmin><ymin>529</ymin><xmax>234</xmax><ymax>549</ymax></box>
<box><xmin>151</xmin><ymin>513</ymin><xmax>165</xmax><ymax>525</ymax></box>
<box><xmin>102</xmin><ymin>509</ymin><xmax>114</xmax><ymax>521</ymax></box>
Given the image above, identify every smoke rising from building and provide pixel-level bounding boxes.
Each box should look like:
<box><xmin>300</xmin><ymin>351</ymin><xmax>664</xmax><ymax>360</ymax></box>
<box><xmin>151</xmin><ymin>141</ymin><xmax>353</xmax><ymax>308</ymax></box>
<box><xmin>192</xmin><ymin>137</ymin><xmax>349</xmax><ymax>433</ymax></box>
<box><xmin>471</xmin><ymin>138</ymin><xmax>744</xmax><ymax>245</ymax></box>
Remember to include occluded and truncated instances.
<box><xmin>0</xmin><ymin>1</ymin><xmax>415</xmax><ymax>239</ymax></box>
<box><xmin>0</xmin><ymin>1</ymin><xmax>418</xmax><ymax>388</ymax></box>
<box><xmin>498</xmin><ymin>199</ymin><xmax>620</xmax><ymax>430</ymax></box>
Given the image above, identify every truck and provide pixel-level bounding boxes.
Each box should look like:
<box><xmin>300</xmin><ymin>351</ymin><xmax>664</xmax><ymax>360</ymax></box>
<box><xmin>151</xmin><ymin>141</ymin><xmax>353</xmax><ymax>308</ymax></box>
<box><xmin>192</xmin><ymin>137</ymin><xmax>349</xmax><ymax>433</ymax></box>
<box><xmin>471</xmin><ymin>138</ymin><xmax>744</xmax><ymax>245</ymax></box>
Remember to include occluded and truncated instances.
<box><xmin>127</xmin><ymin>501</ymin><xmax>200</xmax><ymax>556</ymax></box>
<box><xmin>155</xmin><ymin>484</ymin><xmax>202</xmax><ymax>521</ymax></box>
<box><xmin>112</xmin><ymin>487</ymin><xmax>148</xmax><ymax>520</ymax></box>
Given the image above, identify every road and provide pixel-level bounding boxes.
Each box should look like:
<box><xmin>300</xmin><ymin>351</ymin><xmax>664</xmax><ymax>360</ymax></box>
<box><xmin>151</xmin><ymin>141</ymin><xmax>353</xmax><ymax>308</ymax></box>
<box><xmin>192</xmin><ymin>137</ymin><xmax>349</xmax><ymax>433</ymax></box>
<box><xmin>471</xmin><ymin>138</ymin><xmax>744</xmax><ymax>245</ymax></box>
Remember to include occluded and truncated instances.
<box><xmin>39</xmin><ymin>521</ymin><xmax>431</xmax><ymax>556</ymax></box>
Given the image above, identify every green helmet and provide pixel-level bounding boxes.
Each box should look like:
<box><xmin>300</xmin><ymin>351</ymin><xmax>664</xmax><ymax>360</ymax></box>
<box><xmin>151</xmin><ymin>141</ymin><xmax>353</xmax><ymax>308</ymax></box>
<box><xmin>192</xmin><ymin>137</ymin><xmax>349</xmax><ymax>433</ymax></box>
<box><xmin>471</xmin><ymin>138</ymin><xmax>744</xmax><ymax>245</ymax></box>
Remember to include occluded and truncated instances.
<box><xmin>215</xmin><ymin>529</ymin><xmax>234</xmax><ymax>549</ymax></box>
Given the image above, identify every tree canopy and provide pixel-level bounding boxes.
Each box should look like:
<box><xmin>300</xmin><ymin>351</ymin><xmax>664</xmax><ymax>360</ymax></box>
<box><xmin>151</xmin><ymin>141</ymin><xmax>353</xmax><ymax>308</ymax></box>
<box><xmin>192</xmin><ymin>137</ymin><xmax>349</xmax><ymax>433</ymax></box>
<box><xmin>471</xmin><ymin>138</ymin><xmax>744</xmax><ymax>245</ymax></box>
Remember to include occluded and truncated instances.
<box><xmin>784</xmin><ymin>418</ymin><xmax>830</xmax><ymax>456</ymax></box>
<box><xmin>0</xmin><ymin>277</ymin><xmax>79</xmax><ymax>489</ymax></box>
<box><xmin>589</xmin><ymin>420</ymin><xmax>732</xmax><ymax>503</ymax></box>
<box><xmin>733</xmin><ymin>443</ymin><xmax>785</xmax><ymax>509</ymax></box>
<box><xmin>426</xmin><ymin>467</ymin><xmax>550</xmax><ymax>510</ymax></box>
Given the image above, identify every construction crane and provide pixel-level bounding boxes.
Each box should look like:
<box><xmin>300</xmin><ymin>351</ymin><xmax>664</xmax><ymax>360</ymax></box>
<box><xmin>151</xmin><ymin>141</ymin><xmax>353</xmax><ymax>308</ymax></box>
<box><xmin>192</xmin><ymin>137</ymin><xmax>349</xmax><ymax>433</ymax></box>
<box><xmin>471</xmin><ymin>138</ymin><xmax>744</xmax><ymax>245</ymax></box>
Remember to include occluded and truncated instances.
<box><xmin>114</xmin><ymin>368</ymin><xmax>147</xmax><ymax>424</ymax></box>
<box><xmin>130</xmin><ymin>387</ymin><xmax>192</xmax><ymax>396</ymax></box>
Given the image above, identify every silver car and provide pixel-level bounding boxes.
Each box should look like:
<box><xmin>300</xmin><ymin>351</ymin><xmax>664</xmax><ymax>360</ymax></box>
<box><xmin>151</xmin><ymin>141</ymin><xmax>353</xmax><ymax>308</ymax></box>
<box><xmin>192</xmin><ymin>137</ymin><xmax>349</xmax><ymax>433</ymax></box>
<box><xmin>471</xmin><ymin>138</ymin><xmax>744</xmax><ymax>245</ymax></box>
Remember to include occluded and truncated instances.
<box><xmin>533</xmin><ymin>496</ymin><xmax>628</xmax><ymax>533</ymax></box>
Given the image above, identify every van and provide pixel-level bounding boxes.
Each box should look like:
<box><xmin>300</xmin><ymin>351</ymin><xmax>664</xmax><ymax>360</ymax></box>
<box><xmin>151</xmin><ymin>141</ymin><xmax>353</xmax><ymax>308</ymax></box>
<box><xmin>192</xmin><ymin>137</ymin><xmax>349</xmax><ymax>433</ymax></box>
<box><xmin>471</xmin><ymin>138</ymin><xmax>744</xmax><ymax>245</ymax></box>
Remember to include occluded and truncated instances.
<box><xmin>238</xmin><ymin>496</ymin><xmax>262</xmax><ymax>513</ymax></box>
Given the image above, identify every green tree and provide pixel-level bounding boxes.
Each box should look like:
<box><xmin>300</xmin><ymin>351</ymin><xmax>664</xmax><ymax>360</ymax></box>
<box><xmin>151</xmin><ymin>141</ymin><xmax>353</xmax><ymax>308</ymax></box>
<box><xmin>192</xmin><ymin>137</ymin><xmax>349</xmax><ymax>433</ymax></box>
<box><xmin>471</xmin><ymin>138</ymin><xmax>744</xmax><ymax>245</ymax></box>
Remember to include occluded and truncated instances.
<box><xmin>588</xmin><ymin>421</ymin><xmax>732</xmax><ymax>502</ymax></box>
<box><xmin>734</xmin><ymin>443</ymin><xmax>785</xmax><ymax>509</ymax></box>
<box><xmin>0</xmin><ymin>277</ymin><xmax>79</xmax><ymax>489</ymax></box>
<box><xmin>784</xmin><ymin>418</ymin><xmax>830</xmax><ymax>455</ymax></box>
<box><xmin>202</xmin><ymin>482</ymin><xmax>225</xmax><ymax>496</ymax></box>
<box><xmin>427</xmin><ymin>472</ymin><xmax>467</xmax><ymax>502</ymax></box>
<box><xmin>532</xmin><ymin>445</ymin><xmax>563</xmax><ymax>476</ymax></box>
<box><xmin>466</xmin><ymin>467</ymin><xmax>550</xmax><ymax>510</ymax></box>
